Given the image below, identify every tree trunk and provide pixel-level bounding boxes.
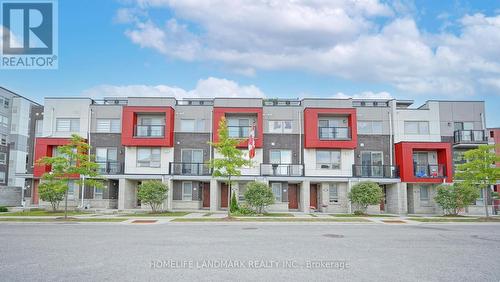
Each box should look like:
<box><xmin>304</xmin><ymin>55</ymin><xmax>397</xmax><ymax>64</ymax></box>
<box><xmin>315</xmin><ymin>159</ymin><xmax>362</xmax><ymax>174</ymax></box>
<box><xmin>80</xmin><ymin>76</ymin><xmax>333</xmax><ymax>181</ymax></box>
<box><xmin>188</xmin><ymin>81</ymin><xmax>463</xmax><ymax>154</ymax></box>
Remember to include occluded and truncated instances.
<box><xmin>227</xmin><ymin>176</ymin><xmax>231</xmax><ymax>217</ymax></box>
<box><xmin>64</xmin><ymin>190</ymin><xmax>68</xmax><ymax>220</ymax></box>
<box><xmin>484</xmin><ymin>187</ymin><xmax>489</xmax><ymax>218</ymax></box>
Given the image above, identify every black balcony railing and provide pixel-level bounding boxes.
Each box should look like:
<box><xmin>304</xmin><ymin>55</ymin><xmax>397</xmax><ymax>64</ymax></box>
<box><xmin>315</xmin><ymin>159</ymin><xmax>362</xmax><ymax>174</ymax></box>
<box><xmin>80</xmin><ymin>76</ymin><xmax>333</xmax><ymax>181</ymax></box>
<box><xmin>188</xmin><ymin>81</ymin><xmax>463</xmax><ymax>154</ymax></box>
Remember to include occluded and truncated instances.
<box><xmin>260</xmin><ymin>164</ymin><xmax>304</xmax><ymax>176</ymax></box>
<box><xmin>134</xmin><ymin>125</ymin><xmax>165</xmax><ymax>137</ymax></box>
<box><xmin>453</xmin><ymin>130</ymin><xmax>487</xmax><ymax>144</ymax></box>
<box><xmin>352</xmin><ymin>165</ymin><xmax>399</xmax><ymax>178</ymax></box>
<box><xmin>227</xmin><ymin>125</ymin><xmax>254</xmax><ymax>139</ymax></box>
<box><xmin>96</xmin><ymin>161</ymin><xmax>122</xmax><ymax>174</ymax></box>
<box><xmin>414</xmin><ymin>164</ymin><xmax>446</xmax><ymax>178</ymax></box>
<box><xmin>318</xmin><ymin>127</ymin><xmax>351</xmax><ymax>140</ymax></box>
<box><xmin>169</xmin><ymin>162</ymin><xmax>211</xmax><ymax>175</ymax></box>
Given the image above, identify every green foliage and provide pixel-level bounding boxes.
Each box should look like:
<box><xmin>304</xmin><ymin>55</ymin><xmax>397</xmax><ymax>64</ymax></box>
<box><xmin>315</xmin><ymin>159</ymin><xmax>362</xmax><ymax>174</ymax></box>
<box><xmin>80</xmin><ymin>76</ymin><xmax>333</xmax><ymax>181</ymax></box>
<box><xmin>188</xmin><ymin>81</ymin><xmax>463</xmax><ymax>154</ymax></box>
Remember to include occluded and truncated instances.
<box><xmin>137</xmin><ymin>180</ymin><xmax>169</xmax><ymax>213</ymax></box>
<box><xmin>38</xmin><ymin>177</ymin><xmax>67</xmax><ymax>211</ymax></box>
<box><xmin>435</xmin><ymin>183</ymin><xmax>480</xmax><ymax>216</ymax></box>
<box><xmin>230</xmin><ymin>192</ymin><xmax>239</xmax><ymax>213</ymax></box>
<box><xmin>244</xmin><ymin>182</ymin><xmax>275</xmax><ymax>214</ymax></box>
<box><xmin>231</xmin><ymin>203</ymin><xmax>257</xmax><ymax>216</ymax></box>
<box><xmin>0</xmin><ymin>206</ymin><xmax>8</xmax><ymax>212</ymax></box>
<box><xmin>36</xmin><ymin>134</ymin><xmax>103</xmax><ymax>217</ymax></box>
<box><xmin>348</xmin><ymin>181</ymin><xmax>383</xmax><ymax>214</ymax></box>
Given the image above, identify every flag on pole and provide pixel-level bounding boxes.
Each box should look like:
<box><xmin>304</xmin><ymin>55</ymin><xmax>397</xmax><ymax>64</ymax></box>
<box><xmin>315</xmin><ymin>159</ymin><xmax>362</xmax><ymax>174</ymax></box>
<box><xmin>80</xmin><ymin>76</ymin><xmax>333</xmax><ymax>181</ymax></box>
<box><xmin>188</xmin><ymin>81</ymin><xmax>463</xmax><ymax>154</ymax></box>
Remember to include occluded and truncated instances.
<box><xmin>248</xmin><ymin>123</ymin><xmax>256</xmax><ymax>159</ymax></box>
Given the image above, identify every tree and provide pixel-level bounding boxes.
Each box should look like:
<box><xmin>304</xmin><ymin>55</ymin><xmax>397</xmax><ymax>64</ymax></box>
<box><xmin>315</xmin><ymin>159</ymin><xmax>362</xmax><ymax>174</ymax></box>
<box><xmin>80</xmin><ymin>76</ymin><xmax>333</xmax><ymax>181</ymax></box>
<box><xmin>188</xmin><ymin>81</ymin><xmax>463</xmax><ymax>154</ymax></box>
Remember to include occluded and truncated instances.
<box><xmin>435</xmin><ymin>183</ymin><xmax>480</xmax><ymax>216</ymax></box>
<box><xmin>38</xmin><ymin>176</ymin><xmax>67</xmax><ymax>211</ymax></box>
<box><xmin>454</xmin><ymin>145</ymin><xmax>500</xmax><ymax>217</ymax></box>
<box><xmin>230</xmin><ymin>192</ymin><xmax>239</xmax><ymax>213</ymax></box>
<box><xmin>37</xmin><ymin>134</ymin><xmax>102</xmax><ymax>219</ymax></box>
<box><xmin>209</xmin><ymin>117</ymin><xmax>252</xmax><ymax>215</ymax></box>
<box><xmin>137</xmin><ymin>180</ymin><xmax>168</xmax><ymax>213</ymax></box>
<box><xmin>244</xmin><ymin>182</ymin><xmax>275</xmax><ymax>214</ymax></box>
<box><xmin>348</xmin><ymin>181</ymin><xmax>383</xmax><ymax>215</ymax></box>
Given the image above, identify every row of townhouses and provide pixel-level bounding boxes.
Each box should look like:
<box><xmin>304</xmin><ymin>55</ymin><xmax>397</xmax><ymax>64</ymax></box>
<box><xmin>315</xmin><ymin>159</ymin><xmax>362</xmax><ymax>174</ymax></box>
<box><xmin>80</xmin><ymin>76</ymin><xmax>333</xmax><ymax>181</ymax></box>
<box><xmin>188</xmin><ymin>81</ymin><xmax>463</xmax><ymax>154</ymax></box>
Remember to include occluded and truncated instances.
<box><xmin>0</xmin><ymin>88</ymin><xmax>498</xmax><ymax>215</ymax></box>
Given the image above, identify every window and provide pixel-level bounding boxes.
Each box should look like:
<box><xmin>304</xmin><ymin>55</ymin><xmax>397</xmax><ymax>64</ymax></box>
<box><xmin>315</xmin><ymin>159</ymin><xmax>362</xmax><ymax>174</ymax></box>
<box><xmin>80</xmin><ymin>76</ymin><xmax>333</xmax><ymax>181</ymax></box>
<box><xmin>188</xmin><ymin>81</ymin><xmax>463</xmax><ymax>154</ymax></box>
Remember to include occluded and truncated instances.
<box><xmin>136</xmin><ymin>115</ymin><xmax>165</xmax><ymax>137</ymax></box>
<box><xmin>35</xmin><ymin>120</ymin><xmax>43</xmax><ymax>137</ymax></box>
<box><xmin>182</xmin><ymin>182</ymin><xmax>193</xmax><ymax>201</ymax></box>
<box><xmin>67</xmin><ymin>181</ymin><xmax>77</xmax><ymax>200</ymax></box>
<box><xmin>268</xmin><ymin>120</ymin><xmax>292</xmax><ymax>133</ymax></box>
<box><xmin>420</xmin><ymin>186</ymin><xmax>429</xmax><ymax>201</ymax></box>
<box><xmin>357</xmin><ymin>121</ymin><xmax>383</xmax><ymax>134</ymax></box>
<box><xmin>318</xmin><ymin>117</ymin><xmax>349</xmax><ymax>139</ymax></box>
<box><xmin>454</xmin><ymin>122</ymin><xmax>473</xmax><ymax>131</ymax></box>
<box><xmin>181</xmin><ymin>149</ymin><xmax>204</xmax><ymax>174</ymax></box>
<box><xmin>96</xmin><ymin>147</ymin><xmax>118</xmax><ymax>173</ymax></box>
<box><xmin>404</xmin><ymin>121</ymin><xmax>429</xmax><ymax>134</ymax></box>
<box><xmin>96</xmin><ymin>119</ymin><xmax>120</xmax><ymax>133</ymax></box>
<box><xmin>56</xmin><ymin>118</ymin><xmax>80</xmax><ymax>132</ymax></box>
<box><xmin>180</xmin><ymin>119</ymin><xmax>205</xmax><ymax>132</ymax></box>
<box><xmin>0</xmin><ymin>152</ymin><xmax>6</xmax><ymax>165</ymax></box>
<box><xmin>272</xmin><ymin>183</ymin><xmax>282</xmax><ymax>202</ymax></box>
<box><xmin>0</xmin><ymin>134</ymin><xmax>6</xmax><ymax>146</ymax></box>
<box><xmin>94</xmin><ymin>186</ymin><xmax>103</xmax><ymax>199</ymax></box>
<box><xmin>0</xmin><ymin>171</ymin><xmax>5</xmax><ymax>183</ymax></box>
<box><xmin>329</xmin><ymin>183</ymin><xmax>339</xmax><ymax>203</ymax></box>
<box><xmin>316</xmin><ymin>150</ymin><xmax>341</xmax><ymax>169</ymax></box>
<box><xmin>227</xmin><ymin>118</ymin><xmax>252</xmax><ymax>138</ymax></box>
<box><xmin>137</xmin><ymin>148</ymin><xmax>161</xmax><ymax>167</ymax></box>
<box><xmin>0</xmin><ymin>115</ymin><xmax>8</xmax><ymax>127</ymax></box>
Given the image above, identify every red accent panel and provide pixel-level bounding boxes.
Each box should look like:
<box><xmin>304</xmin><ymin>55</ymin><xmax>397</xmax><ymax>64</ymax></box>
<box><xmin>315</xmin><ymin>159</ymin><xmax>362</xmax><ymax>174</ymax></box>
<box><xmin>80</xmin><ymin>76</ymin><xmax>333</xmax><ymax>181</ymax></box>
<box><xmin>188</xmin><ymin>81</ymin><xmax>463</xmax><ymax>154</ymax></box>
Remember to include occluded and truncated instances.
<box><xmin>121</xmin><ymin>106</ymin><xmax>175</xmax><ymax>147</ymax></box>
<box><xmin>303</xmin><ymin>108</ymin><xmax>357</xmax><ymax>149</ymax></box>
<box><xmin>212</xmin><ymin>107</ymin><xmax>263</xmax><ymax>148</ymax></box>
<box><xmin>34</xmin><ymin>138</ymin><xmax>72</xmax><ymax>177</ymax></box>
<box><xmin>395</xmin><ymin>142</ymin><xmax>452</xmax><ymax>183</ymax></box>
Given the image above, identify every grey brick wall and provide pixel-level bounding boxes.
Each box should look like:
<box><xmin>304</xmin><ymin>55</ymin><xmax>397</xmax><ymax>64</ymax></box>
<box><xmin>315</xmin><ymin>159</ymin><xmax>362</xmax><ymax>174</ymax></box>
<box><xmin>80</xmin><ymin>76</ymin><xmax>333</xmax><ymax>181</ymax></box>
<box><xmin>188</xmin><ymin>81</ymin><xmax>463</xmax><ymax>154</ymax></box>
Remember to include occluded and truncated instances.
<box><xmin>262</xmin><ymin>134</ymin><xmax>301</xmax><ymax>164</ymax></box>
<box><xmin>173</xmin><ymin>133</ymin><xmax>211</xmax><ymax>162</ymax></box>
<box><xmin>354</xmin><ymin>135</ymin><xmax>391</xmax><ymax>166</ymax></box>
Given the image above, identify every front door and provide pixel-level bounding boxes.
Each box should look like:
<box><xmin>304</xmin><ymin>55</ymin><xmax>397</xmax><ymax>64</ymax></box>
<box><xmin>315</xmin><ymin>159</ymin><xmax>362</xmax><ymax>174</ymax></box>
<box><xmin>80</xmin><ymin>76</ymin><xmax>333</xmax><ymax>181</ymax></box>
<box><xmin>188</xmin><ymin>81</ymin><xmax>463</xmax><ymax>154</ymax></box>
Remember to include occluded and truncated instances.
<box><xmin>202</xmin><ymin>183</ymin><xmax>210</xmax><ymax>208</ymax></box>
<box><xmin>310</xmin><ymin>184</ymin><xmax>318</xmax><ymax>209</ymax></box>
<box><xmin>220</xmin><ymin>183</ymin><xmax>228</xmax><ymax>208</ymax></box>
<box><xmin>288</xmin><ymin>184</ymin><xmax>298</xmax><ymax>209</ymax></box>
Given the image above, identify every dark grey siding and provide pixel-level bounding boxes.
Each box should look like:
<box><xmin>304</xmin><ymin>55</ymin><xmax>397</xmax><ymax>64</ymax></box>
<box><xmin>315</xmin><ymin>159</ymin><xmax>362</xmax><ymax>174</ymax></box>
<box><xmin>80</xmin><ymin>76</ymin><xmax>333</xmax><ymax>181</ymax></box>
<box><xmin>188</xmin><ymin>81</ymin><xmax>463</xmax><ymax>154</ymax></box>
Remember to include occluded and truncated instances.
<box><xmin>26</xmin><ymin>105</ymin><xmax>43</xmax><ymax>174</ymax></box>
<box><xmin>173</xmin><ymin>133</ymin><xmax>211</xmax><ymax>162</ymax></box>
<box><xmin>355</xmin><ymin>135</ymin><xmax>391</xmax><ymax>165</ymax></box>
<box><xmin>263</xmin><ymin>134</ymin><xmax>301</xmax><ymax>164</ymax></box>
<box><xmin>172</xmin><ymin>180</ymin><xmax>202</xmax><ymax>201</ymax></box>
<box><xmin>89</xmin><ymin>133</ymin><xmax>124</xmax><ymax>172</ymax></box>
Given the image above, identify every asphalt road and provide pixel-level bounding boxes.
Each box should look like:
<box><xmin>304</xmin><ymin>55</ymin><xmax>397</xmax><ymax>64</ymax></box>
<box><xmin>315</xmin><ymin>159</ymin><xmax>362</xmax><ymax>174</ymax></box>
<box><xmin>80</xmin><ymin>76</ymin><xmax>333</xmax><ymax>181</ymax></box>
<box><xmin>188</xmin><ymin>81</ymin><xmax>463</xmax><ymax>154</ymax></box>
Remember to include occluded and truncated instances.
<box><xmin>1</xmin><ymin>222</ymin><xmax>499</xmax><ymax>281</ymax></box>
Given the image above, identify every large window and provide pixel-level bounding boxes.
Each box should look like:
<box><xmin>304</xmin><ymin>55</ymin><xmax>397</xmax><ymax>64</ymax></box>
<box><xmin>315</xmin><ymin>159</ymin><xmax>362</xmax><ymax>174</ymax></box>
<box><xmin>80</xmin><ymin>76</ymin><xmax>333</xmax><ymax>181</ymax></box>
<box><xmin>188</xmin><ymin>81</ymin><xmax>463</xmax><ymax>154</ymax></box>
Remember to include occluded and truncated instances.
<box><xmin>329</xmin><ymin>183</ymin><xmax>339</xmax><ymax>203</ymax></box>
<box><xmin>96</xmin><ymin>119</ymin><xmax>120</xmax><ymax>133</ymax></box>
<box><xmin>268</xmin><ymin>120</ymin><xmax>292</xmax><ymax>134</ymax></box>
<box><xmin>182</xmin><ymin>182</ymin><xmax>193</xmax><ymax>201</ymax></box>
<box><xmin>96</xmin><ymin>147</ymin><xmax>118</xmax><ymax>173</ymax></box>
<box><xmin>136</xmin><ymin>115</ymin><xmax>165</xmax><ymax>137</ymax></box>
<box><xmin>318</xmin><ymin>117</ymin><xmax>349</xmax><ymax>139</ymax></box>
<box><xmin>181</xmin><ymin>149</ymin><xmax>204</xmax><ymax>174</ymax></box>
<box><xmin>0</xmin><ymin>152</ymin><xmax>6</xmax><ymax>165</ymax></box>
<box><xmin>357</xmin><ymin>120</ymin><xmax>383</xmax><ymax>134</ymax></box>
<box><xmin>180</xmin><ymin>119</ymin><xmax>205</xmax><ymax>132</ymax></box>
<box><xmin>271</xmin><ymin>183</ymin><xmax>282</xmax><ymax>202</ymax></box>
<box><xmin>454</xmin><ymin>122</ymin><xmax>473</xmax><ymax>131</ymax></box>
<box><xmin>404</xmin><ymin>121</ymin><xmax>429</xmax><ymax>135</ymax></box>
<box><xmin>316</xmin><ymin>150</ymin><xmax>341</xmax><ymax>169</ymax></box>
<box><xmin>137</xmin><ymin>148</ymin><xmax>161</xmax><ymax>167</ymax></box>
<box><xmin>227</xmin><ymin>118</ymin><xmax>252</xmax><ymax>138</ymax></box>
<box><xmin>0</xmin><ymin>115</ymin><xmax>8</xmax><ymax>128</ymax></box>
<box><xmin>56</xmin><ymin>118</ymin><xmax>80</xmax><ymax>132</ymax></box>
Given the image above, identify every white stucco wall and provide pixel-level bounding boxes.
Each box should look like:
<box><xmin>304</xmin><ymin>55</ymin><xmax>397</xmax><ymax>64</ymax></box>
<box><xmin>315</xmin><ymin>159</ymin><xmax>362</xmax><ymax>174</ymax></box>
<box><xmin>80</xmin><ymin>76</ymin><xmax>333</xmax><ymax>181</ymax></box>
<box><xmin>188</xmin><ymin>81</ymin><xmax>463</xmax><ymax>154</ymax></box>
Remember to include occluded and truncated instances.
<box><xmin>42</xmin><ymin>98</ymin><xmax>92</xmax><ymax>138</ymax></box>
<box><xmin>303</xmin><ymin>149</ymin><xmax>354</xmax><ymax>177</ymax></box>
<box><xmin>393</xmin><ymin>101</ymin><xmax>441</xmax><ymax>143</ymax></box>
<box><xmin>124</xmin><ymin>147</ymin><xmax>173</xmax><ymax>174</ymax></box>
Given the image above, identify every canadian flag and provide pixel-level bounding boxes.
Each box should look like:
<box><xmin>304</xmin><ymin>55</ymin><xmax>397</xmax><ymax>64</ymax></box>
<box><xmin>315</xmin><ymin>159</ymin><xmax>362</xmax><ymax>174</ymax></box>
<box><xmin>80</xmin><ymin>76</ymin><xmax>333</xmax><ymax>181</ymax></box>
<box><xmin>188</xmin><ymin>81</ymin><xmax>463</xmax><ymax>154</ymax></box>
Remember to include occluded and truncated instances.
<box><xmin>248</xmin><ymin>123</ymin><xmax>256</xmax><ymax>159</ymax></box>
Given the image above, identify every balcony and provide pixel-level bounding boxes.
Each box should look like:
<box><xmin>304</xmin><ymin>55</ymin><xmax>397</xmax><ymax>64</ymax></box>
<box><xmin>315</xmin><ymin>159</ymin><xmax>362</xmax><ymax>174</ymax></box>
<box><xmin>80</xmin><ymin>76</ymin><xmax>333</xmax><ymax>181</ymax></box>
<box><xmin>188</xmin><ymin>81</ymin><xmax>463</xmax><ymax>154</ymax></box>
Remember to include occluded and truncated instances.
<box><xmin>169</xmin><ymin>162</ymin><xmax>211</xmax><ymax>176</ymax></box>
<box><xmin>453</xmin><ymin>130</ymin><xmax>487</xmax><ymax>145</ymax></box>
<box><xmin>318</xmin><ymin>127</ymin><xmax>351</xmax><ymax>140</ymax></box>
<box><xmin>414</xmin><ymin>164</ymin><xmax>446</xmax><ymax>178</ymax></box>
<box><xmin>228</xmin><ymin>125</ymin><xmax>253</xmax><ymax>139</ymax></box>
<box><xmin>134</xmin><ymin>125</ymin><xmax>165</xmax><ymax>138</ymax></box>
<box><xmin>352</xmin><ymin>165</ymin><xmax>399</xmax><ymax>178</ymax></box>
<box><xmin>260</xmin><ymin>164</ymin><xmax>304</xmax><ymax>177</ymax></box>
<box><xmin>96</xmin><ymin>162</ymin><xmax>122</xmax><ymax>174</ymax></box>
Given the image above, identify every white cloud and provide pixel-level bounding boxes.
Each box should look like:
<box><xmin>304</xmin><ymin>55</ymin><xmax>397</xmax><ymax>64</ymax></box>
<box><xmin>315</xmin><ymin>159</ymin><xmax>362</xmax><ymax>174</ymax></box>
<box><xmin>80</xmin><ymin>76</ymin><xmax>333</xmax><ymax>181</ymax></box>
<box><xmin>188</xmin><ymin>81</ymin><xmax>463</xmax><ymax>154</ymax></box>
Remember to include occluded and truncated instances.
<box><xmin>117</xmin><ymin>1</ymin><xmax>500</xmax><ymax>97</ymax></box>
<box><xmin>334</xmin><ymin>91</ymin><xmax>392</xmax><ymax>99</ymax></box>
<box><xmin>82</xmin><ymin>77</ymin><xmax>265</xmax><ymax>99</ymax></box>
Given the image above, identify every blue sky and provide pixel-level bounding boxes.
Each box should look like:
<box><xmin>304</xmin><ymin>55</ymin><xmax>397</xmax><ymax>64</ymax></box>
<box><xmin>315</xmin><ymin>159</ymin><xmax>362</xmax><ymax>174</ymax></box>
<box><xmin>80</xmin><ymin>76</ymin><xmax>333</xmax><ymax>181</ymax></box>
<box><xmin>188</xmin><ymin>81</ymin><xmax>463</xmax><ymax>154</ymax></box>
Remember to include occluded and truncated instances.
<box><xmin>1</xmin><ymin>0</ymin><xmax>499</xmax><ymax>126</ymax></box>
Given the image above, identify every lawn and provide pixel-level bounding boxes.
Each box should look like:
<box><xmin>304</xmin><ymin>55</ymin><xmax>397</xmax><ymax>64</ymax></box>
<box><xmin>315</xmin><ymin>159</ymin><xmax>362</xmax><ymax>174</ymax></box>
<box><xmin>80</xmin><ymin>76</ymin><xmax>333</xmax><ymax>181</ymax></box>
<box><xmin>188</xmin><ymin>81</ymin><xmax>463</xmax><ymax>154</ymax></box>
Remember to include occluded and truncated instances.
<box><xmin>1</xmin><ymin>210</ymin><xmax>91</xmax><ymax>217</ymax></box>
<box><xmin>0</xmin><ymin>218</ymin><xmax>126</xmax><ymax>222</ymax></box>
<box><xmin>408</xmin><ymin>217</ymin><xmax>500</xmax><ymax>223</ymax></box>
<box><xmin>330</xmin><ymin>214</ymin><xmax>396</xmax><ymax>217</ymax></box>
<box><xmin>119</xmin><ymin>211</ymin><xmax>190</xmax><ymax>217</ymax></box>
<box><xmin>172</xmin><ymin>217</ymin><xmax>370</xmax><ymax>222</ymax></box>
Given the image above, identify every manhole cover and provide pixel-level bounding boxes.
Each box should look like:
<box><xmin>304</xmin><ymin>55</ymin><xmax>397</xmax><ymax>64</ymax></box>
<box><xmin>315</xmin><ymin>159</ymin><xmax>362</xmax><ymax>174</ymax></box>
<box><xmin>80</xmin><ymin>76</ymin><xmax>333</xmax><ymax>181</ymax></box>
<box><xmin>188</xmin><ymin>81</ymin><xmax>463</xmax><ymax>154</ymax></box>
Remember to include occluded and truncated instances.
<box><xmin>382</xmin><ymin>220</ymin><xmax>406</xmax><ymax>224</ymax></box>
<box><xmin>323</xmin><ymin>234</ymin><xmax>344</xmax><ymax>238</ymax></box>
<box><xmin>242</xmin><ymin>227</ymin><xmax>258</xmax><ymax>230</ymax></box>
<box><xmin>131</xmin><ymin>220</ymin><xmax>157</xmax><ymax>224</ymax></box>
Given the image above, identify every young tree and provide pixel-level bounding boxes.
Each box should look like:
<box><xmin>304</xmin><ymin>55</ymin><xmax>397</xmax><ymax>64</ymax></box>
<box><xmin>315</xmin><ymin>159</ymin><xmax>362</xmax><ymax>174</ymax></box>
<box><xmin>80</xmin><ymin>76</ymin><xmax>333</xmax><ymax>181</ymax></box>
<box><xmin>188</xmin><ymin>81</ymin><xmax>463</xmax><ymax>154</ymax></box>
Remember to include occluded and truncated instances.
<box><xmin>38</xmin><ymin>176</ymin><xmax>67</xmax><ymax>212</ymax></box>
<box><xmin>454</xmin><ymin>145</ymin><xmax>500</xmax><ymax>217</ymax></box>
<box><xmin>37</xmin><ymin>134</ymin><xmax>102</xmax><ymax>219</ymax></box>
<box><xmin>348</xmin><ymin>181</ymin><xmax>383</xmax><ymax>215</ymax></box>
<box><xmin>435</xmin><ymin>183</ymin><xmax>480</xmax><ymax>216</ymax></box>
<box><xmin>209</xmin><ymin>117</ymin><xmax>252</xmax><ymax>215</ymax></box>
<box><xmin>137</xmin><ymin>180</ymin><xmax>168</xmax><ymax>213</ymax></box>
<box><xmin>230</xmin><ymin>192</ymin><xmax>239</xmax><ymax>213</ymax></box>
<box><xmin>244</xmin><ymin>182</ymin><xmax>275</xmax><ymax>214</ymax></box>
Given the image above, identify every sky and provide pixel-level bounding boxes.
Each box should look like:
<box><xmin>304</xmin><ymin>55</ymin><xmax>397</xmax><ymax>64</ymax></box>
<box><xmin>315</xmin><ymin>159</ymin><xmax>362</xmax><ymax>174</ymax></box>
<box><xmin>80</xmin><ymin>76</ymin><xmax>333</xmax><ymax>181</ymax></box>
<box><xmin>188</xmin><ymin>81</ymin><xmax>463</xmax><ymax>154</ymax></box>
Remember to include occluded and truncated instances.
<box><xmin>0</xmin><ymin>0</ymin><xmax>499</xmax><ymax>126</ymax></box>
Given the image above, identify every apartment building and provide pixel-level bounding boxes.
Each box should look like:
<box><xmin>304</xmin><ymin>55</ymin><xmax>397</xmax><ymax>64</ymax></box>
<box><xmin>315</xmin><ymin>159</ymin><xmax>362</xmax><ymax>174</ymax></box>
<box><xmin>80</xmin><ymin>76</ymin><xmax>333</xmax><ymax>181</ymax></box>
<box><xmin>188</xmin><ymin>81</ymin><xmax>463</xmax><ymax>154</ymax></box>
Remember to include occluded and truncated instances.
<box><xmin>0</xmin><ymin>87</ymin><xmax>42</xmax><ymax>207</ymax></box>
<box><xmin>28</xmin><ymin>96</ymin><xmax>494</xmax><ymax>215</ymax></box>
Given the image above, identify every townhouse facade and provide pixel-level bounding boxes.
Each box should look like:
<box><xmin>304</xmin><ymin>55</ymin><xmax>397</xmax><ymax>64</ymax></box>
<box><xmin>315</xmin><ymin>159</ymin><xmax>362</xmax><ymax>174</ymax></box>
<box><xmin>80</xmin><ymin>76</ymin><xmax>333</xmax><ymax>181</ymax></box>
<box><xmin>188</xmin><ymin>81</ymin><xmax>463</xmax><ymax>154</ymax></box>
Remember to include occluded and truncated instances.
<box><xmin>0</xmin><ymin>87</ymin><xmax>42</xmax><ymax>207</ymax></box>
<box><xmin>24</xmin><ymin>95</ymin><xmax>495</xmax><ymax>215</ymax></box>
